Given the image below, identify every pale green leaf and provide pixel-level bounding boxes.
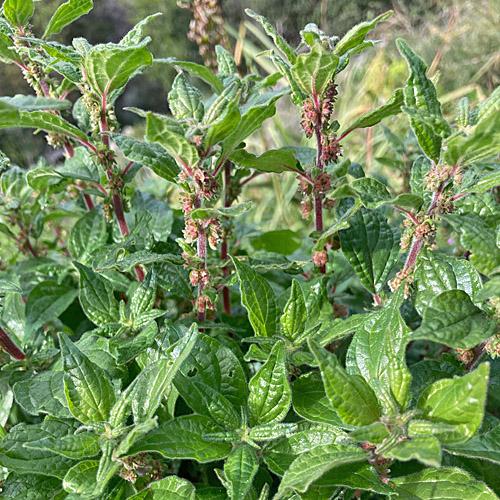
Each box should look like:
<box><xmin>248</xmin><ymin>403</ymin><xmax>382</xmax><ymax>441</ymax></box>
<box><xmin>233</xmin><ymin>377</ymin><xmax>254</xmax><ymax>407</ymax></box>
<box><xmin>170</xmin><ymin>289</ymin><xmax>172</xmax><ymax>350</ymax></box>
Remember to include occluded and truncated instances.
<box><xmin>43</xmin><ymin>0</ymin><xmax>93</xmax><ymax>38</ymax></box>
<box><xmin>232</xmin><ymin>257</ymin><xmax>278</xmax><ymax>337</ymax></box>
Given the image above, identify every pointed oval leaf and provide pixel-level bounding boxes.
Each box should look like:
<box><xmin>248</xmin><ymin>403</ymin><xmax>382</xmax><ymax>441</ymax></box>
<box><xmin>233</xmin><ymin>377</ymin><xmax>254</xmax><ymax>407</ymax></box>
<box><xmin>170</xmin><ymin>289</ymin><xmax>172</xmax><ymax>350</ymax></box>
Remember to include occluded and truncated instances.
<box><xmin>224</xmin><ymin>445</ymin><xmax>259</xmax><ymax>500</ymax></box>
<box><xmin>59</xmin><ymin>333</ymin><xmax>116</xmax><ymax>424</ymax></box>
<box><xmin>416</xmin><ymin>363</ymin><xmax>489</xmax><ymax>444</ymax></box>
<box><xmin>232</xmin><ymin>257</ymin><xmax>278</xmax><ymax>337</ymax></box>
<box><xmin>248</xmin><ymin>341</ymin><xmax>291</xmax><ymax>426</ymax></box>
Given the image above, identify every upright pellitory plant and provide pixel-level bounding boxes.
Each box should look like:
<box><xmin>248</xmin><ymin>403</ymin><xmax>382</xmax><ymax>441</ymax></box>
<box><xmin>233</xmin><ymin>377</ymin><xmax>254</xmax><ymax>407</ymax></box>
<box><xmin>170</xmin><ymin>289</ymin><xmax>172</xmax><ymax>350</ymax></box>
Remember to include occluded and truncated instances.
<box><xmin>1</xmin><ymin>1</ymin><xmax>500</xmax><ymax>499</ymax></box>
<box><xmin>246</xmin><ymin>9</ymin><xmax>404</xmax><ymax>275</ymax></box>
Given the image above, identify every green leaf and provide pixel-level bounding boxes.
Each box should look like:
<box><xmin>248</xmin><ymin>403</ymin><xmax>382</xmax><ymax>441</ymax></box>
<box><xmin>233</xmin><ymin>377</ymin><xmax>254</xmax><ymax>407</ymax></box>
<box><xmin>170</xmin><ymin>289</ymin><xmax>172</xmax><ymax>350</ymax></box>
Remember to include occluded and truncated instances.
<box><xmin>85</xmin><ymin>44</ymin><xmax>152</xmax><ymax>97</ymax></box>
<box><xmin>318</xmin><ymin>314</ymin><xmax>365</xmax><ymax>347</ymax></box>
<box><xmin>128</xmin><ymin>476</ymin><xmax>196</xmax><ymax>500</ymax></box>
<box><xmin>248</xmin><ymin>341</ymin><xmax>291</xmax><ymax>426</ymax></box>
<box><xmin>131</xmin><ymin>324</ymin><xmax>198</xmax><ymax>424</ymax></box>
<box><xmin>13</xmin><ymin>371</ymin><xmax>72</xmax><ymax>419</ymax></box>
<box><xmin>385</xmin><ymin>436</ymin><xmax>442</xmax><ymax>467</ymax></box>
<box><xmin>74</xmin><ymin>262</ymin><xmax>120</xmax><ymax>326</ymax></box>
<box><xmin>125</xmin><ymin>414</ymin><xmax>232</xmax><ymax>462</ymax></box>
<box><xmin>69</xmin><ymin>209</ymin><xmax>107</xmax><ymax>263</ymax></box>
<box><xmin>339</xmin><ymin>208</ymin><xmax>400</xmax><ymax>293</ymax></box>
<box><xmin>397</xmin><ymin>39</ymin><xmax>447</xmax><ymax>161</ymax></box>
<box><xmin>190</xmin><ymin>201</ymin><xmax>252</xmax><ymax>220</ymax></box>
<box><xmin>221</xmin><ymin>97</ymin><xmax>280</xmax><ymax>159</ymax></box>
<box><xmin>232</xmin><ymin>257</ymin><xmax>278</xmax><ymax>337</ymax></box>
<box><xmin>334</xmin><ymin>11</ymin><xmax>393</xmax><ymax>56</ymax></box>
<box><xmin>0</xmin><ymin>101</ymin><xmax>88</xmax><ymax>141</ymax></box>
<box><xmin>477</xmin><ymin>86</ymin><xmax>500</xmax><ymax>124</ymax></box>
<box><xmin>215</xmin><ymin>45</ymin><xmax>236</xmax><ymax>75</ymax></box>
<box><xmin>444</xmin><ymin>424</ymin><xmax>500</xmax><ymax>465</ymax></box>
<box><xmin>341</xmin><ymin>88</ymin><xmax>403</xmax><ymax>136</ymax></box>
<box><xmin>280</xmin><ymin>280</ymin><xmax>307</xmax><ymax>342</ymax></box>
<box><xmin>445</xmin><ymin>113</ymin><xmax>500</xmax><ymax>167</ymax></box>
<box><xmin>59</xmin><ymin>333</ymin><xmax>116</xmax><ymax>424</ymax></box>
<box><xmin>349</xmin><ymin>177</ymin><xmax>392</xmax><ymax>208</ymax></box>
<box><xmin>62</xmin><ymin>460</ymin><xmax>99</xmax><ymax>498</ymax></box>
<box><xmin>443</xmin><ymin>212</ymin><xmax>500</xmax><ymax>276</ymax></box>
<box><xmin>223</xmin><ymin>445</ymin><xmax>259</xmax><ymax>500</ymax></box>
<box><xmin>249</xmin><ymin>230</ymin><xmax>302</xmax><ymax>256</ymax></box>
<box><xmin>308</xmin><ymin>339</ymin><xmax>381</xmax><ymax>427</ymax></box>
<box><xmin>1</xmin><ymin>473</ymin><xmax>66</xmax><ymax>500</ymax></box>
<box><xmin>392</xmin><ymin>467</ymin><xmax>498</xmax><ymax>500</ymax></box>
<box><xmin>24</xmin><ymin>429</ymin><xmax>99</xmax><ymax>459</ymax></box>
<box><xmin>43</xmin><ymin>0</ymin><xmax>93</xmax><ymax>38</ymax></box>
<box><xmin>414</xmin><ymin>249</ymin><xmax>482</xmax><ymax>314</ymax></box>
<box><xmin>413</xmin><ymin>290</ymin><xmax>497</xmax><ymax>349</ymax></box>
<box><xmin>275</xmin><ymin>444</ymin><xmax>368</xmax><ymax>499</ymax></box>
<box><xmin>3</xmin><ymin>0</ymin><xmax>33</xmax><ymax>26</ymax></box>
<box><xmin>159</xmin><ymin>57</ymin><xmax>224</xmax><ymax>93</ymax></box>
<box><xmin>290</xmin><ymin>44</ymin><xmax>339</xmax><ymax>97</ymax></box>
<box><xmin>57</xmin><ymin>146</ymin><xmax>100</xmax><ymax>182</ymax></box>
<box><xmin>0</xmin><ymin>95</ymin><xmax>71</xmax><ymax>111</ymax></box>
<box><xmin>230</xmin><ymin>148</ymin><xmax>299</xmax><ymax>174</ymax></box>
<box><xmin>346</xmin><ymin>287</ymin><xmax>411</xmax><ymax>414</ymax></box>
<box><xmin>0</xmin><ymin>278</ymin><xmax>21</xmax><ymax>294</ymax></box>
<box><xmin>292</xmin><ymin>372</ymin><xmax>348</xmax><ymax>427</ymax></box>
<box><xmin>25</xmin><ymin>281</ymin><xmax>77</xmax><ymax>337</ymax></box>
<box><xmin>168</xmin><ymin>73</ymin><xmax>204</xmax><ymax>121</ymax></box>
<box><xmin>0</xmin><ymin>421</ymin><xmax>78</xmax><ymax>478</ymax></box>
<box><xmin>463</xmin><ymin>169</ymin><xmax>500</xmax><ymax>194</ymax></box>
<box><xmin>416</xmin><ymin>363</ymin><xmax>490</xmax><ymax>444</ymax></box>
<box><xmin>112</xmin><ymin>134</ymin><xmax>180</xmax><ymax>182</ymax></box>
<box><xmin>145</xmin><ymin>112</ymin><xmax>199</xmax><ymax>167</ymax></box>
<box><xmin>245</xmin><ymin>9</ymin><xmax>297</xmax><ymax>63</ymax></box>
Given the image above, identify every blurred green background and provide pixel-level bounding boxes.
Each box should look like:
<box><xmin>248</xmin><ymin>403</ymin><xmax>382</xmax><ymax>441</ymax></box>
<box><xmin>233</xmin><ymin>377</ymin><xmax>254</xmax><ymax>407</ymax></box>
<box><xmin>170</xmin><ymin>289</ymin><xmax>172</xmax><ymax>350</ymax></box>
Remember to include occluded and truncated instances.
<box><xmin>0</xmin><ymin>0</ymin><xmax>498</xmax><ymax>214</ymax></box>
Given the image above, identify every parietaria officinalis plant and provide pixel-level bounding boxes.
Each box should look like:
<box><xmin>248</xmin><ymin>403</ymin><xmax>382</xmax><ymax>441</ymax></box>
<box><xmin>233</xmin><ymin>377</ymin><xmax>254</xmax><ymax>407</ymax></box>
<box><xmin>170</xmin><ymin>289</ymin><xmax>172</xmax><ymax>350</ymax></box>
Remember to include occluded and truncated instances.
<box><xmin>0</xmin><ymin>0</ymin><xmax>499</xmax><ymax>499</ymax></box>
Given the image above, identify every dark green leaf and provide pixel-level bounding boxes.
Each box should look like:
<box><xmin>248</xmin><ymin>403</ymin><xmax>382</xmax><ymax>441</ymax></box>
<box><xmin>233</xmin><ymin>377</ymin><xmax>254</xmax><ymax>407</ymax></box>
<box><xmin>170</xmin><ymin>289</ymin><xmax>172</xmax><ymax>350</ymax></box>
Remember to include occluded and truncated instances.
<box><xmin>275</xmin><ymin>444</ymin><xmax>368</xmax><ymax>499</ymax></box>
<box><xmin>230</xmin><ymin>148</ymin><xmax>299</xmax><ymax>174</ymax></box>
<box><xmin>74</xmin><ymin>262</ymin><xmax>120</xmax><ymax>326</ymax></box>
<box><xmin>25</xmin><ymin>281</ymin><xmax>77</xmax><ymax>337</ymax></box>
<box><xmin>339</xmin><ymin>208</ymin><xmax>400</xmax><ymax>293</ymax></box>
<box><xmin>223</xmin><ymin>445</ymin><xmax>259</xmax><ymax>500</ymax></box>
<box><xmin>125</xmin><ymin>414</ymin><xmax>232</xmax><ymax>462</ymax></box>
<box><xmin>69</xmin><ymin>209</ymin><xmax>107</xmax><ymax>263</ymax></box>
<box><xmin>280</xmin><ymin>280</ymin><xmax>307</xmax><ymax>342</ymax></box>
<box><xmin>59</xmin><ymin>333</ymin><xmax>116</xmax><ymax>423</ymax></box>
<box><xmin>444</xmin><ymin>424</ymin><xmax>500</xmax><ymax>465</ymax></box>
<box><xmin>248</xmin><ymin>341</ymin><xmax>291</xmax><ymax>426</ymax></box>
<box><xmin>112</xmin><ymin>134</ymin><xmax>180</xmax><ymax>182</ymax></box>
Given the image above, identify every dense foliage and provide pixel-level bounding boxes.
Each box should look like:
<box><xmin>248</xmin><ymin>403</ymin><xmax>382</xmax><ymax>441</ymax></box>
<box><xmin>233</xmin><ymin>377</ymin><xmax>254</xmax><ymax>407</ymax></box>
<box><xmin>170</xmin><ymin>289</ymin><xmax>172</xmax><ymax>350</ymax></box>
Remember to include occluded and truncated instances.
<box><xmin>0</xmin><ymin>0</ymin><xmax>499</xmax><ymax>499</ymax></box>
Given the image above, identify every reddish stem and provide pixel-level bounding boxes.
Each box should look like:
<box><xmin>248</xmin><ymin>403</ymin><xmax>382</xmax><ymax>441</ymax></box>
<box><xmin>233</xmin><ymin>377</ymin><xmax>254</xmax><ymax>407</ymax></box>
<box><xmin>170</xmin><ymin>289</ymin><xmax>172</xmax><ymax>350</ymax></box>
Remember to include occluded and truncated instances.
<box><xmin>122</xmin><ymin>161</ymin><xmax>134</xmax><ymax>178</ymax></box>
<box><xmin>83</xmin><ymin>193</ymin><xmax>95</xmax><ymax>210</ymax></box>
<box><xmin>314</xmin><ymin>112</ymin><xmax>326</xmax><ymax>274</ymax></box>
<box><xmin>197</xmin><ymin>229</ymin><xmax>207</xmax><ymax>322</ymax></box>
<box><xmin>0</xmin><ymin>325</ymin><xmax>25</xmax><ymax>360</ymax></box>
<box><xmin>221</xmin><ymin>162</ymin><xmax>232</xmax><ymax>315</ymax></box>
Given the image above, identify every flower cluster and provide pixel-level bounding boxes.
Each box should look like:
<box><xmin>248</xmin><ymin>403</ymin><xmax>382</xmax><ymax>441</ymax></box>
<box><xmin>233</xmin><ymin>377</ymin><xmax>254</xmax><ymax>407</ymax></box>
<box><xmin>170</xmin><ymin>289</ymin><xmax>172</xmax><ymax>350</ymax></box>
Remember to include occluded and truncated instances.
<box><xmin>313</xmin><ymin>250</ymin><xmax>328</xmax><ymax>267</ymax></box>
<box><xmin>400</xmin><ymin>213</ymin><xmax>436</xmax><ymax>251</ymax></box>
<box><xmin>424</xmin><ymin>163</ymin><xmax>453</xmax><ymax>191</ymax></box>
<box><xmin>320</xmin><ymin>134</ymin><xmax>343</xmax><ymax>165</ymax></box>
<box><xmin>178</xmin><ymin>0</ymin><xmax>229</xmax><ymax>71</ymax></box>
<box><xmin>389</xmin><ymin>267</ymin><xmax>414</xmax><ymax>298</ymax></box>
